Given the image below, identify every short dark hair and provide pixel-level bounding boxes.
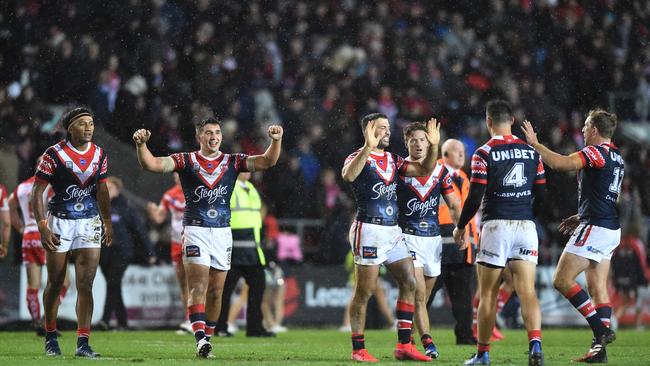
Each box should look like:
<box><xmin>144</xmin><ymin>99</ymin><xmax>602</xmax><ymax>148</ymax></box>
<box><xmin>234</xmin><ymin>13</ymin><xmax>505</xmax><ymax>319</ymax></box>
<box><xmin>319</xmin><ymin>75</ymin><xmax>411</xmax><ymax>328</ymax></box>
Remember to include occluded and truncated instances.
<box><xmin>588</xmin><ymin>109</ymin><xmax>617</xmax><ymax>138</ymax></box>
<box><xmin>486</xmin><ymin>99</ymin><xmax>513</xmax><ymax>124</ymax></box>
<box><xmin>195</xmin><ymin>117</ymin><xmax>221</xmax><ymax>134</ymax></box>
<box><xmin>403</xmin><ymin>121</ymin><xmax>427</xmax><ymax>144</ymax></box>
<box><xmin>360</xmin><ymin>112</ymin><xmax>388</xmax><ymax>132</ymax></box>
<box><xmin>60</xmin><ymin>106</ymin><xmax>93</xmax><ymax>130</ymax></box>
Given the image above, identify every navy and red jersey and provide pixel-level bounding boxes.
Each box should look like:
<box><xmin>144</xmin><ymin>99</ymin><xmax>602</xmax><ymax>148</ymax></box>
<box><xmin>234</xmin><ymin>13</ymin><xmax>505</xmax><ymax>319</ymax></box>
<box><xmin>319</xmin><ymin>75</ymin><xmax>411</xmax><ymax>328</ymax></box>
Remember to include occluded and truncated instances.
<box><xmin>470</xmin><ymin>135</ymin><xmax>545</xmax><ymax>222</ymax></box>
<box><xmin>397</xmin><ymin>161</ymin><xmax>454</xmax><ymax>237</ymax></box>
<box><xmin>576</xmin><ymin>143</ymin><xmax>624</xmax><ymax>230</ymax></box>
<box><xmin>345</xmin><ymin>149</ymin><xmax>408</xmax><ymax>226</ymax></box>
<box><xmin>344</xmin><ymin>150</ymin><xmax>409</xmax><ymax>226</ymax></box>
<box><xmin>35</xmin><ymin>141</ymin><xmax>108</xmax><ymax>219</ymax></box>
<box><xmin>170</xmin><ymin>151</ymin><xmax>248</xmax><ymax>228</ymax></box>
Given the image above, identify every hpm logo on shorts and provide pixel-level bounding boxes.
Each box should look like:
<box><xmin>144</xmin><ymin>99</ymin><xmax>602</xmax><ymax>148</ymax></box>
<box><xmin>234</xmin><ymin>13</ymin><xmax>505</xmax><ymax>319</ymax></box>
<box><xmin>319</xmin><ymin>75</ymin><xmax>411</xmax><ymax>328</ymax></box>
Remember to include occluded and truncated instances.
<box><xmin>518</xmin><ymin>248</ymin><xmax>538</xmax><ymax>257</ymax></box>
<box><xmin>362</xmin><ymin>246</ymin><xmax>378</xmax><ymax>259</ymax></box>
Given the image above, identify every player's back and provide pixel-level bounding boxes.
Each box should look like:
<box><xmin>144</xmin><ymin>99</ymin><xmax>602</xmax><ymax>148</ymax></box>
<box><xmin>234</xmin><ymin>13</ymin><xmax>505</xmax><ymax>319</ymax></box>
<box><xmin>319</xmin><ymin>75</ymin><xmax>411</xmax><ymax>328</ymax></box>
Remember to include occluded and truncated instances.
<box><xmin>14</xmin><ymin>177</ymin><xmax>37</xmax><ymax>231</ymax></box>
<box><xmin>470</xmin><ymin>135</ymin><xmax>545</xmax><ymax>222</ymax></box>
<box><xmin>162</xmin><ymin>184</ymin><xmax>185</xmax><ymax>240</ymax></box>
<box><xmin>577</xmin><ymin>143</ymin><xmax>624</xmax><ymax>229</ymax></box>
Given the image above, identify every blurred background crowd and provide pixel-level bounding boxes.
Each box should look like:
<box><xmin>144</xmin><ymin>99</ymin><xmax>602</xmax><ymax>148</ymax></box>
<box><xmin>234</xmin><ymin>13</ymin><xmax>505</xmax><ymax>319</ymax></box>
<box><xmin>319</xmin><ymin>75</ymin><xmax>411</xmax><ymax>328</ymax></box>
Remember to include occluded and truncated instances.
<box><xmin>0</xmin><ymin>0</ymin><xmax>648</xmax><ymax>277</ymax></box>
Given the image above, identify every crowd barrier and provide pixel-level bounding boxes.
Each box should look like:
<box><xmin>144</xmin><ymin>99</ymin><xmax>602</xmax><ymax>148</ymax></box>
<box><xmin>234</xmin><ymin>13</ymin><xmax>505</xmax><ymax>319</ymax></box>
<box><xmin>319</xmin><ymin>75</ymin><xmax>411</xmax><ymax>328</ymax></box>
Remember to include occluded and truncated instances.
<box><xmin>0</xmin><ymin>264</ymin><xmax>648</xmax><ymax>329</ymax></box>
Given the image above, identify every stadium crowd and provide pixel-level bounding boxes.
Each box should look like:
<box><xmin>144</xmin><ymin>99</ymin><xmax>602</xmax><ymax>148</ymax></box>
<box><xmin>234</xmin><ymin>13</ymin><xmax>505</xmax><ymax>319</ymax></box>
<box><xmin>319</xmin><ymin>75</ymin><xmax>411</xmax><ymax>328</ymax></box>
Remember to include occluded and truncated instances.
<box><xmin>0</xmin><ymin>0</ymin><xmax>649</xmax><ymax>269</ymax></box>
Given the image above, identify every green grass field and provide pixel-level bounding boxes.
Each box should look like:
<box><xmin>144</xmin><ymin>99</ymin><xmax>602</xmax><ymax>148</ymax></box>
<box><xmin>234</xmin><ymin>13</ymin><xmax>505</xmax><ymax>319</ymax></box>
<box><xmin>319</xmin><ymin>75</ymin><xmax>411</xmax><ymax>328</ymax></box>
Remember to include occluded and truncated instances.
<box><xmin>0</xmin><ymin>328</ymin><xmax>648</xmax><ymax>365</ymax></box>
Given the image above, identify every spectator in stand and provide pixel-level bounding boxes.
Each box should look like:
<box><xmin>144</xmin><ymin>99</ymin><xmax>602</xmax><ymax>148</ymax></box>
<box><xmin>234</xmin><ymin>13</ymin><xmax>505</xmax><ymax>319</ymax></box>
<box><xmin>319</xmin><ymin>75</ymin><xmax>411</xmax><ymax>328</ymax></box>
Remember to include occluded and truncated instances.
<box><xmin>0</xmin><ymin>0</ymin><xmax>649</xmax><ymax>270</ymax></box>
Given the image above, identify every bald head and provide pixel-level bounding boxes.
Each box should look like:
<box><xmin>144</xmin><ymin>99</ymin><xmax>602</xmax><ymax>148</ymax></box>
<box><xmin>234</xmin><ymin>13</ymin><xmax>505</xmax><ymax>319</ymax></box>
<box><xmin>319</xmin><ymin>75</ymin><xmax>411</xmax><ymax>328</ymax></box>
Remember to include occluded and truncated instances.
<box><xmin>442</xmin><ymin>139</ymin><xmax>466</xmax><ymax>169</ymax></box>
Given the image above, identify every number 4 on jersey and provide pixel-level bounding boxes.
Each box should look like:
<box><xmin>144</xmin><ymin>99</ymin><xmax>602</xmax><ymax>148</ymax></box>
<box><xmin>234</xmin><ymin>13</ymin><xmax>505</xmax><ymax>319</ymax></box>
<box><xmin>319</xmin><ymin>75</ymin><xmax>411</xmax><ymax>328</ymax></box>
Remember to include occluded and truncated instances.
<box><xmin>503</xmin><ymin>163</ymin><xmax>527</xmax><ymax>188</ymax></box>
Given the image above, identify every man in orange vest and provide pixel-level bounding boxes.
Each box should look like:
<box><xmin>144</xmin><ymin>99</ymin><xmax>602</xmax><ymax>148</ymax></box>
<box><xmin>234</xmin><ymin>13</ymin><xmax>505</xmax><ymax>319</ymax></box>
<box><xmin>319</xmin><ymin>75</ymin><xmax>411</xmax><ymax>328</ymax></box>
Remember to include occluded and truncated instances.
<box><xmin>428</xmin><ymin>138</ymin><xmax>479</xmax><ymax>345</ymax></box>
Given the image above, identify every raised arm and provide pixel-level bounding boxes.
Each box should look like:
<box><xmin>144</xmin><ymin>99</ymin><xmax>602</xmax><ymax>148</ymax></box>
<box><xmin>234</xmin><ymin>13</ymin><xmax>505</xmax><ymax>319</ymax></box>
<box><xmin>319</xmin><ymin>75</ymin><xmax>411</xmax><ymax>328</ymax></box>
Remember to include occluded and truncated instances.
<box><xmin>403</xmin><ymin>118</ymin><xmax>441</xmax><ymax>176</ymax></box>
<box><xmin>342</xmin><ymin>121</ymin><xmax>378</xmax><ymax>182</ymax></box>
<box><xmin>133</xmin><ymin>129</ymin><xmax>176</xmax><ymax>173</ymax></box>
<box><xmin>521</xmin><ymin>120</ymin><xmax>583</xmax><ymax>172</ymax></box>
<box><xmin>246</xmin><ymin>125</ymin><xmax>283</xmax><ymax>172</ymax></box>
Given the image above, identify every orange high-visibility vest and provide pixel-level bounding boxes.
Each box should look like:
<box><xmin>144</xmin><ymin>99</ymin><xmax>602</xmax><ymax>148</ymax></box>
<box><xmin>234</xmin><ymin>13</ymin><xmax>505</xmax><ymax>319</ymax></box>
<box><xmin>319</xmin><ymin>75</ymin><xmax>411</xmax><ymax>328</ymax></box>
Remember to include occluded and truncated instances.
<box><xmin>437</xmin><ymin>159</ymin><xmax>479</xmax><ymax>265</ymax></box>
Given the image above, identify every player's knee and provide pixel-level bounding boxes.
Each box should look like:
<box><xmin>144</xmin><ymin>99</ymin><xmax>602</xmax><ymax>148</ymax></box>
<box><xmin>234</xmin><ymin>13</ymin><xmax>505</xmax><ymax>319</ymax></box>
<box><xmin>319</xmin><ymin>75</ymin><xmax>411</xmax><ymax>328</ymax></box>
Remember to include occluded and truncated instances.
<box><xmin>353</xmin><ymin>287</ymin><xmax>374</xmax><ymax>303</ymax></box>
<box><xmin>552</xmin><ymin>275</ymin><xmax>570</xmax><ymax>293</ymax></box>
<box><xmin>206</xmin><ymin>287</ymin><xmax>222</xmax><ymax>302</ymax></box>
<box><xmin>47</xmin><ymin>277</ymin><xmax>65</xmax><ymax>292</ymax></box>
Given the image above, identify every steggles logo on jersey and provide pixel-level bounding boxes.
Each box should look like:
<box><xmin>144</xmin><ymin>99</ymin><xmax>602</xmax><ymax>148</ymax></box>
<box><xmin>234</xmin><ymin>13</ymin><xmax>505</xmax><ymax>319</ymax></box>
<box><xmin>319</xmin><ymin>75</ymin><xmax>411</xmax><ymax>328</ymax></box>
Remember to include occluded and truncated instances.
<box><xmin>371</xmin><ymin>182</ymin><xmax>397</xmax><ymax>200</ymax></box>
<box><xmin>193</xmin><ymin>185</ymin><xmax>228</xmax><ymax>204</ymax></box>
<box><xmin>63</xmin><ymin>185</ymin><xmax>94</xmax><ymax>202</ymax></box>
<box><xmin>405</xmin><ymin>195</ymin><xmax>439</xmax><ymax>217</ymax></box>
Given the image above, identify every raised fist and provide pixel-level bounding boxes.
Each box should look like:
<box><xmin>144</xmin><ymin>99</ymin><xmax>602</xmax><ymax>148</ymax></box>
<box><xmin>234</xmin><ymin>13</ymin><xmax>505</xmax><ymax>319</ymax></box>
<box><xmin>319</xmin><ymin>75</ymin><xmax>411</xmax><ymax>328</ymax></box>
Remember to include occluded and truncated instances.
<box><xmin>268</xmin><ymin>125</ymin><xmax>283</xmax><ymax>141</ymax></box>
<box><xmin>133</xmin><ymin>129</ymin><xmax>152</xmax><ymax>146</ymax></box>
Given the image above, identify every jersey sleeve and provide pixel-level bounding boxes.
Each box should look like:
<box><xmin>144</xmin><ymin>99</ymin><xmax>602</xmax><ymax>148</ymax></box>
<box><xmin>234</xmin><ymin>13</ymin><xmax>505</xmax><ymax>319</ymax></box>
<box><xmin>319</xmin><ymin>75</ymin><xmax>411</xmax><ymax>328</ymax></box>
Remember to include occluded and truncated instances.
<box><xmin>470</xmin><ymin>149</ymin><xmax>489</xmax><ymax>185</ymax></box>
<box><xmin>35</xmin><ymin>150</ymin><xmax>57</xmax><ymax>184</ymax></box>
<box><xmin>534</xmin><ymin>156</ymin><xmax>546</xmax><ymax>185</ymax></box>
<box><xmin>98</xmin><ymin>154</ymin><xmax>108</xmax><ymax>183</ymax></box>
<box><xmin>169</xmin><ymin>152</ymin><xmax>187</xmax><ymax>172</ymax></box>
<box><xmin>0</xmin><ymin>185</ymin><xmax>8</xmax><ymax>212</ymax></box>
<box><xmin>578</xmin><ymin>145</ymin><xmax>606</xmax><ymax>169</ymax></box>
<box><xmin>233</xmin><ymin>153</ymin><xmax>250</xmax><ymax>173</ymax></box>
<box><xmin>440</xmin><ymin>170</ymin><xmax>455</xmax><ymax>195</ymax></box>
<box><xmin>344</xmin><ymin>150</ymin><xmax>360</xmax><ymax>166</ymax></box>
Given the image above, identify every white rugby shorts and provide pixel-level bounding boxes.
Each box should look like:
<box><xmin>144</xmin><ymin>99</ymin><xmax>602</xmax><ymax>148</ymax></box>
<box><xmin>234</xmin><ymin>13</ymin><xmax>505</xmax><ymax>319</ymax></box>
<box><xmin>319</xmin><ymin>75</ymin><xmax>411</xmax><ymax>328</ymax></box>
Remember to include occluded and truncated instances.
<box><xmin>404</xmin><ymin>233</ymin><xmax>442</xmax><ymax>277</ymax></box>
<box><xmin>477</xmin><ymin>220</ymin><xmax>539</xmax><ymax>267</ymax></box>
<box><xmin>48</xmin><ymin>215</ymin><xmax>102</xmax><ymax>252</ymax></box>
<box><xmin>349</xmin><ymin>221</ymin><xmax>410</xmax><ymax>266</ymax></box>
<box><xmin>564</xmin><ymin>223</ymin><xmax>620</xmax><ymax>262</ymax></box>
<box><xmin>182</xmin><ymin>226</ymin><xmax>232</xmax><ymax>270</ymax></box>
